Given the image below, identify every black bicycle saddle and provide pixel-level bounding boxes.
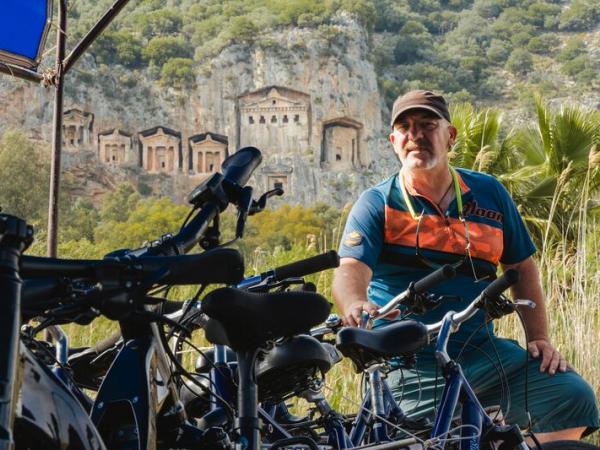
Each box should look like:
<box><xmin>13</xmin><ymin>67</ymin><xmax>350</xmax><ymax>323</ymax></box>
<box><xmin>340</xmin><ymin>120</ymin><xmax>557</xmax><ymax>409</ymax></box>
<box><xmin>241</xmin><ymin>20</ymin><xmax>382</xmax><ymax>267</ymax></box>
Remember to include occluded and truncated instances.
<box><xmin>201</xmin><ymin>287</ymin><xmax>331</xmax><ymax>351</ymax></box>
<box><xmin>336</xmin><ymin>320</ymin><xmax>429</xmax><ymax>372</ymax></box>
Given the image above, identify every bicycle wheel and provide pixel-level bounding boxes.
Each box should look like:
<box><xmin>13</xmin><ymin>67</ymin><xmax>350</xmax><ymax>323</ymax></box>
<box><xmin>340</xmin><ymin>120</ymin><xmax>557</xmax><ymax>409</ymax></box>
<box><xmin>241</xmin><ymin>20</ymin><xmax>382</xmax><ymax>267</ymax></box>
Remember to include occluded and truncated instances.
<box><xmin>539</xmin><ymin>441</ymin><xmax>600</xmax><ymax>449</ymax></box>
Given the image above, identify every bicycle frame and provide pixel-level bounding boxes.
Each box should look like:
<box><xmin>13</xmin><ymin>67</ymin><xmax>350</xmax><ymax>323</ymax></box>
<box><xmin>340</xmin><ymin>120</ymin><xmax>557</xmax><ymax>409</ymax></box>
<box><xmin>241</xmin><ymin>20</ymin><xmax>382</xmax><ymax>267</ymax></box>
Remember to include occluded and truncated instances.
<box><xmin>430</xmin><ymin>313</ymin><xmax>529</xmax><ymax>450</ymax></box>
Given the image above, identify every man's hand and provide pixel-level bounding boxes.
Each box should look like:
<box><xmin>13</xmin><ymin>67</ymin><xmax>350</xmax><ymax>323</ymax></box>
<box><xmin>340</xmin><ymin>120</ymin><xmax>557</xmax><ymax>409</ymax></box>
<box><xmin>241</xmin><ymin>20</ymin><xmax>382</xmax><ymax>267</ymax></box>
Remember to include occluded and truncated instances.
<box><xmin>527</xmin><ymin>339</ymin><xmax>570</xmax><ymax>375</ymax></box>
<box><xmin>341</xmin><ymin>300</ymin><xmax>380</xmax><ymax>327</ymax></box>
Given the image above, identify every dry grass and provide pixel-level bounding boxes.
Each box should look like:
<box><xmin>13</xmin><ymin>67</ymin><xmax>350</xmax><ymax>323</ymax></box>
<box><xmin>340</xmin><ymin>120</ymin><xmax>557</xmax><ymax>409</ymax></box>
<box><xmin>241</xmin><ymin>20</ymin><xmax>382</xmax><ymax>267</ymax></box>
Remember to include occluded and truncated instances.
<box><xmin>57</xmin><ymin>217</ymin><xmax>600</xmax><ymax>444</ymax></box>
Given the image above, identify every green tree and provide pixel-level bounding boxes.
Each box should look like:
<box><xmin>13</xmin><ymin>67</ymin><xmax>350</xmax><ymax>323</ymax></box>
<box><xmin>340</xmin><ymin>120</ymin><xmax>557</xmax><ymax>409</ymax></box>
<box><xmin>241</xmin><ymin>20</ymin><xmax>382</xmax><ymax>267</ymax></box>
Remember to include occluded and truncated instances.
<box><xmin>0</xmin><ymin>129</ymin><xmax>50</xmax><ymax>223</ymax></box>
<box><xmin>160</xmin><ymin>58</ymin><xmax>195</xmax><ymax>89</ymax></box>
<box><xmin>144</xmin><ymin>36</ymin><xmax>192</xmax><ymax>68</ymax></box>
<box><xmin>95</xmin><ymin>196</ymin><xmax>189</xmax><ymax>250</ymax></box>
<box><xmin>393</xmin><ymin>21</ymin><xmax>432</xmax><ymax>64</ymax></box>
<box><xmin>92</xmin><ymin>30</ymin><xmax>144</xmax><ymax>68</ymax></box>
<box><xmin>133</xmin><ymin>8</ymin><xmax>183</xmax><ymax>38</ymax></box>
<box><xmin>100</xmin><ymin>183</ymin><xmax>141</xmax><ymax>223</ymax></box>
<box><xmin>61</xmin><ymin>199</ymin><xmax>101</xmax><ymax>242</ymax></box>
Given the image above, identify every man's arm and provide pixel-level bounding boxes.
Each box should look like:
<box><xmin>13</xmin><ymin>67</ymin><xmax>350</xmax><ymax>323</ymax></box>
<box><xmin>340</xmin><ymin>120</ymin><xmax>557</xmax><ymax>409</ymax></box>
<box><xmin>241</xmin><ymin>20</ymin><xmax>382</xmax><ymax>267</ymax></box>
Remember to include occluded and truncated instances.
<box><xmin>502</xmin><ymin>256</ymin><xmax>568</xmax><ymax>375</ymax></box>
<box><xmin>332</xmin><ymin>257</ymin><xmax>379</xmax><ymax>327</ymax></box>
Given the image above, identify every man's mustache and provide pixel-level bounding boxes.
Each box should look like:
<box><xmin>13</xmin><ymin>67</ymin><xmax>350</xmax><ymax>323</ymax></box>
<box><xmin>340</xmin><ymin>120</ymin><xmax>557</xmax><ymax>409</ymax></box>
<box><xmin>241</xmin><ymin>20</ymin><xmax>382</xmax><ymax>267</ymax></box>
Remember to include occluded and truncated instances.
<box><xmin>404</xmin><ymin>140</ymin><xmax>431</xmax><ymax>151</ymax></box>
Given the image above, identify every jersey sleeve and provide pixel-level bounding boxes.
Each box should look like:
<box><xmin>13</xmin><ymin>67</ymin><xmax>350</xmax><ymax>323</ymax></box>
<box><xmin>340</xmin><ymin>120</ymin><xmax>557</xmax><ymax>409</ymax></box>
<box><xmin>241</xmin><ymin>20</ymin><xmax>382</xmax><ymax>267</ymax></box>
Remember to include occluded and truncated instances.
<box><xmin>496</xmin><ymin>180</ymin><xmax>537</xmax><ymax>265</ymax></box>
<box><xmin>338</xmin><ymin>188</ymin><xmax>385</xmax><ymax>270</ymax></box>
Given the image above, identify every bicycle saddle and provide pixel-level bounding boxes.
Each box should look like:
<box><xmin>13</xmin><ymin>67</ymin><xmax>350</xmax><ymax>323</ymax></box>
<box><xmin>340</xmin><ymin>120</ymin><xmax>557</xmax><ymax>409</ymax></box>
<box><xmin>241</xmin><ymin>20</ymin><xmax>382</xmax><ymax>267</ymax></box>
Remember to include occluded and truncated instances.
<box><xmin>201</xmin><ymin>287</ymin><xmax>331</xmax><ymax>351</ymax></box>
<box><xmin>336</xmin><ymin>320</ymin><xmax>429</xmax><ymax>372</ymax></box>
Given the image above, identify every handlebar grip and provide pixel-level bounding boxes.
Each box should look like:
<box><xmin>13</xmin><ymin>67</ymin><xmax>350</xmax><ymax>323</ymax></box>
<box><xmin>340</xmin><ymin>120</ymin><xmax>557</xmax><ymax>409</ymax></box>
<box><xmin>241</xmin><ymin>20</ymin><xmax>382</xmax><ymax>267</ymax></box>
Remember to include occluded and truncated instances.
<box><xmin>412</xmin><ymin>264</ymin><xmax>456</xmax><ymax>294</ymax></box>
<box><xmin>139</xmin><ymin>248</ymin><xmax>245</xmax><ymax>286</ymax></box>
<box><xmin>273</xmin><ymin>250</ymin><xmax>340</xmax><ymax>281</ymax></box>
<box><xmin>221</xmin><ymin>147</ymin><xmax>262</xmax><ymax>187</ymax></box>
<box><xmin>482</xmin><ymin>269</ymin><xmax>519</xmax><ymax>299</ymax></box>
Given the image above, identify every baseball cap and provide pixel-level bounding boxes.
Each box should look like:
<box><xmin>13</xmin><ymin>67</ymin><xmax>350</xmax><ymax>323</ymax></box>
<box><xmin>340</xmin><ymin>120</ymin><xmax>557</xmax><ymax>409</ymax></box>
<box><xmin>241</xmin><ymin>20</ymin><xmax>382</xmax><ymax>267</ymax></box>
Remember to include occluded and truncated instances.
<box><xmin>390</xmin><ymin>90</ymin><xmax>451</xmax><ymax>127</ymax></box>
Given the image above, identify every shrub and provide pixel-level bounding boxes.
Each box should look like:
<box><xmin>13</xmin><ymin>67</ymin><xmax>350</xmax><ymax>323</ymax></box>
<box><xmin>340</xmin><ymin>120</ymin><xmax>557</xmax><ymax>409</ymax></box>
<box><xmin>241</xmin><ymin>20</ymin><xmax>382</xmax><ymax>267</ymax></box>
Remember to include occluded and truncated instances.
<box><xmin>144</xmin><ymin>36</ymin><xmax>192</xmax><ymax>67</ymax></box>
<box><xmin>160</xmin><ymin>58</ymin><xmax>195</xmax><ymax>89</ymax></box>
<box><xmin>133</xmin><ymin>8</ymin><xmax>183</xmax><ymax>39</ymax></box>
<box><xmin>505</xmin><ymin>48</ymin><xmax>534</xmax><ymax>75</ymax></box>
<box><xmin>559</xmin><ymin>0</ymin><xmax>600</xmax><ymax>31</ymax></box>
<box><xmin>487</xmin><ymin>38</ymin><xmax>512</xmax><ymax>63</ymax></box>
<box><xmin>226</xmin><ymin>16</ymin><xmax>259</xmax><ymax>43</ymax></box>
<box><xmin>92</xmin><ymin>30</ymin><xmax>144</xmax><ymax>68</ymax></box>
<box><xmin>557</xmin><ymin>38</ymin><xmax>587</xmax><ymax>63</ymax></box>
<box><xmin>393</xmin><ymin>21</ymin><xmax>432</xmax><ymax>63</ymax></box>
<box><xmin>527</xmin><ymin>33</ymin><xmax>560</xmax><ymax>55</ymax></box>
<box><xmin>561</xmin><ymin>54</ymin><xmax>591</xmax><ymax>77</ymax></box>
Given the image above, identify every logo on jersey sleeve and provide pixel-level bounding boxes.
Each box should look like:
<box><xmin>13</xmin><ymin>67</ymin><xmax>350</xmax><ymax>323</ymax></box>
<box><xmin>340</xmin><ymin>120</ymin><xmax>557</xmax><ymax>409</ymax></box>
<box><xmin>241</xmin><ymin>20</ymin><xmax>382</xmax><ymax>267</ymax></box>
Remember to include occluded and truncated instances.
<box><xmin>344</xmin><ymin>231</ymin><xmax>363</xmax><ymax>247</ymax></box>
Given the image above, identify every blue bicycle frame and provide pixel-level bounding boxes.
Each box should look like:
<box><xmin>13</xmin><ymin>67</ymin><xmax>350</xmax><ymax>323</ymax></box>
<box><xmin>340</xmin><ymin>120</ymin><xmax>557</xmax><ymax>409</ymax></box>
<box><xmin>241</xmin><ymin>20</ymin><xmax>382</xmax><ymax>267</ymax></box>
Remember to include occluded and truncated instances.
<box><xmin>429</xmin><ymin>313</ymin><xmax>529</xmax><ymax>450</ymax></box>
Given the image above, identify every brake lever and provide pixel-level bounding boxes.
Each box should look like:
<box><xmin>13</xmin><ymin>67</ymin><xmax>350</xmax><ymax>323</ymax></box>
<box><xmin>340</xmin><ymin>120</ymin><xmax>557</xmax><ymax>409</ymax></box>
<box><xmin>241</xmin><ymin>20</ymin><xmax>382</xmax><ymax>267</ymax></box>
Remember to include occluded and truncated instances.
<box><xmin>248</xmin><ymin>188</ymin><xmax>284</xmax><ymax>215</ymax></box>
<box><xmin>514</xmin><ymin>299</ymin><xmax>536</xmax><ymax>309</ymax></box>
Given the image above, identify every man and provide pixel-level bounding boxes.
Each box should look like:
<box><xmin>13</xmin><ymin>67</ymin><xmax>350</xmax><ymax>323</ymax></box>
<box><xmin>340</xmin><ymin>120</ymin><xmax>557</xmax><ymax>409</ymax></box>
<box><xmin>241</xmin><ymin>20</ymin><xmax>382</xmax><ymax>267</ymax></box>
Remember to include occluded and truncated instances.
<box><xmin>332</xmin><ymin>90</ymin><xmax>598</xmax><ymax>443</ymax></box>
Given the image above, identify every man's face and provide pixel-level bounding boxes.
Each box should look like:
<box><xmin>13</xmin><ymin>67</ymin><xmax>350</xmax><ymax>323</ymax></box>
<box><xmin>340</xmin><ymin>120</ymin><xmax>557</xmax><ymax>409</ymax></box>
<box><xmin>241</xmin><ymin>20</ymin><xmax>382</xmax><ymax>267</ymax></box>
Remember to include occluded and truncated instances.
<box><xmin>389</xmin><ymin>110</ymin><xmax>457</xmax><ymax>171</ymax></box>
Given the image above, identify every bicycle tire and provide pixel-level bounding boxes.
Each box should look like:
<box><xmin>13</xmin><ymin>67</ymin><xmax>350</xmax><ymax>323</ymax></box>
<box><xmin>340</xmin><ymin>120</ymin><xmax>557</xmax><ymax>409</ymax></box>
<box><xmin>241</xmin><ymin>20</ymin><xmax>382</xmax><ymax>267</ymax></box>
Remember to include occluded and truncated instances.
<box><xmin>539</xmin><ymin>441</ymin><xmax>600</xmax><ymax>449</ymax></box>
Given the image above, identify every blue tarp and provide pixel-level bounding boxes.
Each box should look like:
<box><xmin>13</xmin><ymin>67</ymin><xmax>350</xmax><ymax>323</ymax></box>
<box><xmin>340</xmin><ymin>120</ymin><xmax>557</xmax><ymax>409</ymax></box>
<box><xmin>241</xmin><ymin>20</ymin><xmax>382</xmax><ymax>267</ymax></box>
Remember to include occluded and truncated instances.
<box><xmin>0</xmin><ymin>0</ymin><xmax>52</xmax><ymax>69</ymax></box>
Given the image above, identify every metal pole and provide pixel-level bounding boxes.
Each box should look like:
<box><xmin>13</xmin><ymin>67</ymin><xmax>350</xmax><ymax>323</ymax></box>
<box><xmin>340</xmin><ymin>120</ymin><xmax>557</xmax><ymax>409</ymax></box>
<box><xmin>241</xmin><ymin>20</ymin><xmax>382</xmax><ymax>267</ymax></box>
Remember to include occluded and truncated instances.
<box><xmin>47</xmin><ymin>0</ymin><xmax>67</xmax><ymax>257</ymax></box>
<box><xmin>0</xmin><ymin>63</ymin><xmax>44</xmax><ymax>83</ymax></box>
<box><xmin>62</xmin><ymin>0</ymin><xmax>131</xmax><ymax>75</ymax></box>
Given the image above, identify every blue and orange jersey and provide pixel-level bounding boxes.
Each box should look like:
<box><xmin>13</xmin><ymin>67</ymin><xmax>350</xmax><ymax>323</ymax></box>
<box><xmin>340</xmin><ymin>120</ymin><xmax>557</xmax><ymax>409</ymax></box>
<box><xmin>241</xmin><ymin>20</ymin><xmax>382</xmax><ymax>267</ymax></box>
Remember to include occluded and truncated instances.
<box><xmin>338</xmin><ymin>167</ymin><xmax>536</xmax><ymax>343</ymax></box>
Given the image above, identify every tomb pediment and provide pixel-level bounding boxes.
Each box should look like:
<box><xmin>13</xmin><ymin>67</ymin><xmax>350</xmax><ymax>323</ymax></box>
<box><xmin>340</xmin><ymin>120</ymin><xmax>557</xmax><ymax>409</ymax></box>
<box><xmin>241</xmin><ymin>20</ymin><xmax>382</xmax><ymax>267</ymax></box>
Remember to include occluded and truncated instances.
<box><xmin>239</xmin><ymin>86</ymin><xmax>309</xmax><ymax>110</ymax></box>
<box><xmin>189</xmin><ymin>132</ymin><xmax>228</xmax><ymax>146</ymax></box>
<box><xmin>261</xmin><ymin>162</ymin><xmax>293</xmax><ymax>174</ymax></box>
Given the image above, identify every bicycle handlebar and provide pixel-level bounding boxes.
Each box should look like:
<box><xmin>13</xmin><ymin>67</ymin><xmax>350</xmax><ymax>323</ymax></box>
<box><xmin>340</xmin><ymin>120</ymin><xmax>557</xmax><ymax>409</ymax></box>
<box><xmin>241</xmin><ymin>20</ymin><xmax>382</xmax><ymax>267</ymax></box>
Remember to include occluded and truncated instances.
<box><xmin>424</xmin><ymin>269</ymin><xmax>528</xmax><ymax>335</ymax></box>
<box><xmin>413</xmin><ymin>264</ymin><xmax>456</xmax><ymax>294</ymax></box>
<box><xmin>21</xmin><ymin>248</ymin><xmax>245</xmax><ymax>313</ymax></box>
<box><xmin>273</xmin><ymin>250</ymin><xmax>339</xmax><ymax>281</ymax></box>
<box><xmin>373</xmin><ymin>265</ymin><xmax>455</xmax><ymax>319</ymax></box>
<box><xmin>237</xmin><ymin>250</ymin><xmax>340</xmax><ymax>290</ymax></box>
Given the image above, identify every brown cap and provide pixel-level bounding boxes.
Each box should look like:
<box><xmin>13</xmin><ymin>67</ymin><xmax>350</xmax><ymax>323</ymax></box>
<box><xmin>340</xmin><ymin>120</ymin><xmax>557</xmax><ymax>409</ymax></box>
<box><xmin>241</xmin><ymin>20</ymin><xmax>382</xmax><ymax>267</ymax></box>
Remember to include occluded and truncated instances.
<box><xmin>390</xmin><ymin>90</ymin><xmax>450</xmax><ymax>127</ymax></box>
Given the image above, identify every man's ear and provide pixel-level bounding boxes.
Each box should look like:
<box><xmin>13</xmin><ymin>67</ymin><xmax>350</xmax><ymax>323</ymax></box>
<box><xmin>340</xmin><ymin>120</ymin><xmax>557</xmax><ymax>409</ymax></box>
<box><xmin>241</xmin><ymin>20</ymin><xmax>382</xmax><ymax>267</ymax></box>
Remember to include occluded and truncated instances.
<box><xmin>389</xmin><ymin>132</ymin><xmax>396</xmax><ymax>145</ymax></box>
<box><xmin>448</xmin><ymin>125</ymin><xmax>457</xmax><ymax>147</ymax></box>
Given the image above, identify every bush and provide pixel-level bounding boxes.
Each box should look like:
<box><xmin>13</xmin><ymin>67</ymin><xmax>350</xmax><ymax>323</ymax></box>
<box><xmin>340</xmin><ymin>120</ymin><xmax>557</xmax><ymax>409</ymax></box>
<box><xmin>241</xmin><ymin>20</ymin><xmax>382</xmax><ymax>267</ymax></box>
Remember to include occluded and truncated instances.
<box><xmin>393</xmin><ymin>21</ymin><xmax>432</xmax><ymax>63</ymax></box>
<box><xmin>225</xmin><ymin>16</ymin><xmax>259</xmax><ymax>42</ymax></box>
<box><xmin>561</xmin><ymin>54</ymin><xmax>591</xmax><ymax>77</ymax></box>
<box><xmin>160</xmin><ymin>58</ymin><xmax>195</xmax><ymax>89</ymax></box>
<box><xmin>526</xmin><ymin>2</ymin><xmax>561</xmax><ymax>29</ymax></box>
<box><xmin>92</xmin><ymin>30</ymin><xmax>144</xmax><ymax>68</ymax></box>
<box><xmin>559</xmin><ymin>0</ymin><xmax>600</xmax><ymax>31</ymax></box>
<box><xmin>144</xmin><ymin>36</ymin><xmax>192</xmax><ymax>67</ymax></box>
<box><xmin>505</xmin><ymin>48</ymin><xmax>534</xmax><ymax>75</ymax></box>
<box><xmin>133</xmin><ymin>8</ymin><xmax>183</xmax><ymax>39</ymax></box>
<box><xmin>487</xmin><ymin>38</ymin><xmax>512</xmax><ymax>63</ymax></box>
<box><xmin>557</xmin><ymin>38</ymin><xmax>587</xmax><ymax>63</ymax></box>
<box><xmin>527</xmin><ymin>33</ymin><xmax>560</xmax><ymax>55</ymax></box>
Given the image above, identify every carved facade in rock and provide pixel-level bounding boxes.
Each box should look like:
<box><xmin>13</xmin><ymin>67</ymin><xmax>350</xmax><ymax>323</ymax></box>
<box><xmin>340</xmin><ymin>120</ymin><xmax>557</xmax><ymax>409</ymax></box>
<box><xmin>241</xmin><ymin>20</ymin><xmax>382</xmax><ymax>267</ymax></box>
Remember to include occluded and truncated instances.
<box><xmin>63</xmin><ymin>109</ymin><xmax>94</xmax><ymax>151</ymax></box>
<box><xmin>260</xmin><ymin>160</ymin><xmax>294</xmax><ymax>194</ymax></box>
<box><xmin>97</xmin><ymin>129</ymin><xmax>132</xmax><ymax>166</ymax></box>
<box><xmin>321</xmin><ymin>117</ymin><xmax>363</xmax><ymax>170</ymax></box>
<box><xmin>188</xmin><ymin>132</ymin><xmax>228</xmax><ymax>175</ymax></box>
<box><xmin>238</xmin><ymin>86</ymin><xmax>310</xmax><ymax>157</ymax></box>
<box><xmin>138</xmin><ymin>127</ymin><xmax>182</xmax><ymax>174</ymax></box>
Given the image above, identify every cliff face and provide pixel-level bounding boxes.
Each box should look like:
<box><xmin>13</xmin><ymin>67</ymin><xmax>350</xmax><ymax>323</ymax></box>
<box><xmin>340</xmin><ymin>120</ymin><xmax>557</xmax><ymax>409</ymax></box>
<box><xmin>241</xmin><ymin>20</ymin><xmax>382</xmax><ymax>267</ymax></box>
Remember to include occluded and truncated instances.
<box><xmin>0</xmin><ymin>14</ymin><xmax>399</xmax><ymax>207</ymax></box>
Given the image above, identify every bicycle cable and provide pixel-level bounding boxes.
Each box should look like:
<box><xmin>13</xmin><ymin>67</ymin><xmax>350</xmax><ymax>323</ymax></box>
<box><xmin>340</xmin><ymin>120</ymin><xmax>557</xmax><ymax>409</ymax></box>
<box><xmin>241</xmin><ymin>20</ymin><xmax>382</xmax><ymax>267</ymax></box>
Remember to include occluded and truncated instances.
<box><xmin>322</xmin><ymin>383</ymin><xmax>484</xmax><ymax>449</ymax></box>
